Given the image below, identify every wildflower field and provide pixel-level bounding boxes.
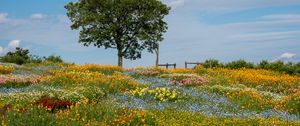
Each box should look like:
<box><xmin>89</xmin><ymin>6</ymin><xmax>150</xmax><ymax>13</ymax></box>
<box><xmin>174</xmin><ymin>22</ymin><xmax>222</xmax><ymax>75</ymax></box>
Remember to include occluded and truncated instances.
<box><xmin>0</xmin><ymin>63</ymin><xmax>300</xmax><ymax>126</ymax></box>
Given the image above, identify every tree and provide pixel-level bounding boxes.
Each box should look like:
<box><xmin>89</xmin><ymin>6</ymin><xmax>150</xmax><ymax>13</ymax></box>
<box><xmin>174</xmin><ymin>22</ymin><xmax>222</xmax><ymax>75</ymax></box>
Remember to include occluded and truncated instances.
<box><xmin>203</xmin><ymin>59</ymin><xmax>221</xmax><ymax>68</ymax></box>
<box><xmin>65</xmin><ymin>0</ymin><xmax>170</xmax><ymax>67</ymax></box>
<box><xmin>44</xmin><ymin>55</ymin><xmax>64</xmax><ymax>63</ymax></box>
<box><xmin>225</xmin><ymin>59</ymin><xmax>254</xmax><ymax>69</ymax></box>
<box><xmin>257</xmin><ymin>60</ymin><xmax>269</xmax><ymax>69</ymax></box>
<box><xmin>155</xmin><ymin>45</ymin><xmax>159</xmax><ymax>67</ymax></box>
<box><xmin>0</xmin><ymin>47</ymin><xmax>30</xmax><ymax>65</ymax></box>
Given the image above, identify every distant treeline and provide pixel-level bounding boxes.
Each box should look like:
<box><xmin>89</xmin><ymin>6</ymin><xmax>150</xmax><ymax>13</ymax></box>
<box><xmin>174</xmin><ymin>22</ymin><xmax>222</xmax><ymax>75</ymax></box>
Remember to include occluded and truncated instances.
<box><xmin>0</xmin><ymin>47</ymin><xmax>64</xmax><ymax>65</ymax></box>
<box><xmin>202</xmin><ymin>59</ymin><xmax>300</xmax><ymax>75</ymax></box>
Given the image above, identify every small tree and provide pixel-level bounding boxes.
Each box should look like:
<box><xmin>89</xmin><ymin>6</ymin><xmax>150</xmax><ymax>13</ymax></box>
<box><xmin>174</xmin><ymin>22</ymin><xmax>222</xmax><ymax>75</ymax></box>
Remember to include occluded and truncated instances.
<box><xmin>44</xmin><ymin>55</ymin><xmax>64</xmax><ymax>63</ymax></box>
<box><xmin>203</xmin><ymin>59</ymin><xmax>221</xmax><ymax>68</ymax></box>
<box><xmin>257</xmin><ymin>60</ymin><xmax>269</xmax><ymax>69</ymax></box>
<box><xmin>225</xmin><ymin>59</ymin><xmax>254</xmax><ymax>69</ymax></box>
<box><xmin>65</xmin><ymin>0</ymin><xmax>170</xmax><ymax>67</ymax></box>
<box><xmin>0</xmin><ymin>47</ymin><xmax>30</xmax><ymax>65</ymax></box>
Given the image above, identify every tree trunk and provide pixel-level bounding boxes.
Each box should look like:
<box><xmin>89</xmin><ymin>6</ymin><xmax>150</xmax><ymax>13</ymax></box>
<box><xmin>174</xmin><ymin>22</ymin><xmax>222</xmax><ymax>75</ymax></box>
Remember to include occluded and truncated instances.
<box><xmin>117</xmin><ymin>48</ymin><xmax>123</xmax><ymax>67</ymax></box>
<box><xmin>155</xmin><ymin>48</ymin><xmax>159</xmax><ymax>67</ymax></box>
<box><xmin>155</xmin><ymin>45</ymin><xmax>159</xmax><ymax>67</ymax></box>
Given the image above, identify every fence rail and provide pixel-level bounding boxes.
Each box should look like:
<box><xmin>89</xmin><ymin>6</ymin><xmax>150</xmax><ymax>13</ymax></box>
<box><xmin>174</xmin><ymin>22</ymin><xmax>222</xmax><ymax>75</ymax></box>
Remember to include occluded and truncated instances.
<box><xmin>158</xmin><ymin>63</ymin><xmax>176</xmax><ymax>69</ymax></box>
<box><xmin>185</xmin><ymin>61</ymin><xmax>203</xmax><ymax>68</ymax></box>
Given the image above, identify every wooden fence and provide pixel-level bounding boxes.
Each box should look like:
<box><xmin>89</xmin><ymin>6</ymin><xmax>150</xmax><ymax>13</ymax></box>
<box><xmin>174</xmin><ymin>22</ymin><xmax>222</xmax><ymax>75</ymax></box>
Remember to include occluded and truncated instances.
<box><xmin>158</xmin><ymin>63</ymin><xmax>176</xmax><ymax>69</ymax></box>
<box><xmin>185</xmin><ymin>61</ymin><xmax>203</xmax><ymax>68</ymax></box>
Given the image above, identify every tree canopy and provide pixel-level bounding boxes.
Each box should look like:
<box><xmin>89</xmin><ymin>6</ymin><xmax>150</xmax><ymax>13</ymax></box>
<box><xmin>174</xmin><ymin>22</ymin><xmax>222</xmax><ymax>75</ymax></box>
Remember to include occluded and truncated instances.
<box><xmin>0</xmin><ymin>47</ymin><xmax>65</xmax><ymax>65</ymax></box>
<box><xmin>0</xmin><ymin>47</ymin><xmax>30</xmax><ymax>65</ymax></box>
<box><xmin>65</xmin><ymin>0</ymin><xmax>170</xmax><ymax>67</ymax></box>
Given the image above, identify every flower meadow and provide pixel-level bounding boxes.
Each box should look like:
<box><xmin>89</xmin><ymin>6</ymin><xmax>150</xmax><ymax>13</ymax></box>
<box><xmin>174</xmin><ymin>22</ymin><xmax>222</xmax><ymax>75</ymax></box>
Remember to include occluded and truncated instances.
<box><xmin>0</xmin><ymin>64</ymin><xmax>300</xmax><ymax>125</ymax></box>
<box><xmin>0</xmin><ymin>65</ymin><xmax>14</xmax><ymax>74</ymax></box>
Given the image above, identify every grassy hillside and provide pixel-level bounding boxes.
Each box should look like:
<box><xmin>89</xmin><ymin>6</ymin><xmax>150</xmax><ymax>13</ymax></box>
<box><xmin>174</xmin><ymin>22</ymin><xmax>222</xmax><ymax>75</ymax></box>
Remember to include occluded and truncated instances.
<box><xmin>0</xmin><ymin>63</ymin><xmax>300</xmax><ymax>125</ymax></box>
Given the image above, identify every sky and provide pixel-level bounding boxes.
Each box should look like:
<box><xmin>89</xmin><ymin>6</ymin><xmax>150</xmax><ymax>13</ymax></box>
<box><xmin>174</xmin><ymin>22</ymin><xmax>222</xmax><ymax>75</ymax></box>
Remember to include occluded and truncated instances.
<box><xmin>0</xmin><ymin>0</ymin><xmax>300</xmax><ymax>67</ymax></box>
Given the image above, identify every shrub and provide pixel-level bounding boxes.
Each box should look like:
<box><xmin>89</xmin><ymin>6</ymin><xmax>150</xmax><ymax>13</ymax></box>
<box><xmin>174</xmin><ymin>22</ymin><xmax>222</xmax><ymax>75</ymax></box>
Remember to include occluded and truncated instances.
<box><xmin>203</xmin><ymin>59</ymin><xmax>222</xmax><ymax>68</ymax></box>
<box><xmin>295</xmin><ymin>62</ymin><xmax>300</xmax><ymax>74</ymax></box>
<box><xmin>259</xmin><ymin>61</ymin><xmax>300</xmax><ymax>75</ymax></box>
<box><xmin>44</xmin><ymin>55</ymin><xmax>64</xmax><ymax>63</ymax></box>
<box><xmin>28</xmin><ymin>55</ymin><xmax>43</xmax><ymax>63</ymax></box>
<box><xmin>257</xmin><ymin>60</ymin><xmax>269</xmax><ymax>69</ymax></box>
<box><xmin>0</xmin><ymin>47</ymin><xmax>30</xmax><ymax>65</ymax></box>
<box><xmin>193</xmin><ymin>65</ymin><xmax>207</xmax><ymax>74</ymax></box>
<box><xmin>225</xmin><ymin>59</ymin><xmax>254</xmax><ymax>69</ymax></box>
<box><xmin>34</xmin><ymin>96</ymin><xmax>73</xmax><ymax>112</ymax></box>
<box><xmin>268</xmin><ymin>61</ymin><xmax>285</xmax><ymax>71</ymax></box>
<box><xmin>200</xmin><ymin>59</ymin><xmax>300</xmax><ymax>75</ymax></box>
<box><xmin>0</xmin><ymin>47</ymin><xmax>65</xmax><ymax>65</ymax></box>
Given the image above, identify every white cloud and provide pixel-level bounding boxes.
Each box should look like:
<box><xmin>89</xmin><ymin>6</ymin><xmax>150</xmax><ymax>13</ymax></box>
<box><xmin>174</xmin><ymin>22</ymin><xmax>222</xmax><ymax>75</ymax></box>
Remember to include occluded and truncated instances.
<box><xmin>30</xmin><ymin>13</ymin><xmax>47</xmax><ymax>20</ymax></box>
<box><xmin>271</xmin><ymin>52</ymin><xmax>297</xmax><ymax>62</ymax></box>
<box><xmin>0</xmin><ymin>13</ymin><xmax>8</xmax><ymax>24</ymax></box>
<box><xmin>160</xmin><ymin>10</ymin><xmax>300</xmax><ymax>64</ymax></box>
<box><xmin>8</xmin><ymin>40</ymin><xmax>20</xmax><ymax>48</ymax></box>
<box><xmin>0</xmin><ymin>40</ymin><xmax>21</xmax><ymax>56</ymax></box>
<box><xmin>279</xmin><ymin>52</ymin><xmax>296</xmax><ymax>59</ymax></box>
<box><xmin>0</xmin><ymin>15</ymin><xmax>90</xmax><ymax>52</ymax></box>
<box><xmin>0</xmin><ymin>47</ymin><xmax>3</xmax><ymax>55</ymax></box>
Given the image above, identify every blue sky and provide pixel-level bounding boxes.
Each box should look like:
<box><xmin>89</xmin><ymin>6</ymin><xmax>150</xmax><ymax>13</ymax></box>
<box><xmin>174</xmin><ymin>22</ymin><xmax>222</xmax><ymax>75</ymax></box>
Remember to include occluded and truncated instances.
<box><xmin>0</xmin><ymin>0</ymin><xmax>300</xmax><ymax>67</ymax></box>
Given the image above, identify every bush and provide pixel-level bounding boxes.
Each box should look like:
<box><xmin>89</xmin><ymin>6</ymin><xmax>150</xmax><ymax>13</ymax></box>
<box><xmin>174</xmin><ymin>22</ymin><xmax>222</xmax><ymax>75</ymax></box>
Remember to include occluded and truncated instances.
<box><xmin>259</xmin><ymin>61</ymin><xmax>300</xmax><ymax>75</ymax></box>
<box><xmin>201</xmin><ymin>59</ymin><xmax>300</xmax><ymax>75</ymax></box>
<box><xmin>44</xmin><ymin>55</ymin><xmax>63</xmax><ymax>63</ymax></box>
<box><xmin>29</xmin><ymin>55</ymin><xmax>43</xmax><ymax>64</ymax></box>
<box><xmin>225</xmin><ymin>59</ymin><xmax>254</xmax><ymax>69</ymax></box>
<box><xmin>34</xmin><ymin>96</ymin><xmax>73</xmax><ymax>112</ymax></box>
<box><xmin>280</xmin><ymin>62</ymin><xmax>296</xmax><ymax>75</ymax></box>
<box><xmin>295</xmin><ymin>62</ymin><xmax>300</xmax><ymax>74</ymax></box>
<box><xmin>257</xmin><ymin>60</ymin><xmax>269</xmax><ymax>69</ymax></box>
<box><xmin>203</xmin><ymin>59</ymin><xmax>222</xmax><ymax>68</ymax></box>
<box><xmin>0</xmin><ymin>47</ymin><xmax>64</xmax><ymax>65</ymax></box>
<box><xmin>0</xmin><ymin>47</ymin><xmax>30</xmax><ymax>65</ymax></box>
<box><xmin>268</xmin><ymin>61</ymin><xmax>284</xmax><ymax>71</ymax></box>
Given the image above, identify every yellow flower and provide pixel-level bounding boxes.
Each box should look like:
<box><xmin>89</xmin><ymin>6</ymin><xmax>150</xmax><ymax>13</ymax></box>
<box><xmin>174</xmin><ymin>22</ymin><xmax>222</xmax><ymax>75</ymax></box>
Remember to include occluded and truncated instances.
<box><xmin>0</xmin><ymin>65</ymin><xmax>14</xmax><ymax>74</ymax></box>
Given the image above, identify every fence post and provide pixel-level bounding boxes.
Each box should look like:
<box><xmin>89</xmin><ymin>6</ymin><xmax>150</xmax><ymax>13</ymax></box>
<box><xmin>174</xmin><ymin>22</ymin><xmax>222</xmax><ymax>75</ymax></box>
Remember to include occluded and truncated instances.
<box><xmin>185</xmin><ymin>62</ymin><xmax>187</xmax><ymax>68</ymax></box>
<box><xmin>185</xmin><ymin>61</ymin><xmax>203</xmax><ymax>68</ymax></box>
<box><xmin>174</xmin><ymin>63</ymin><xmax>176</xmax><ymax>69</ymax></box>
